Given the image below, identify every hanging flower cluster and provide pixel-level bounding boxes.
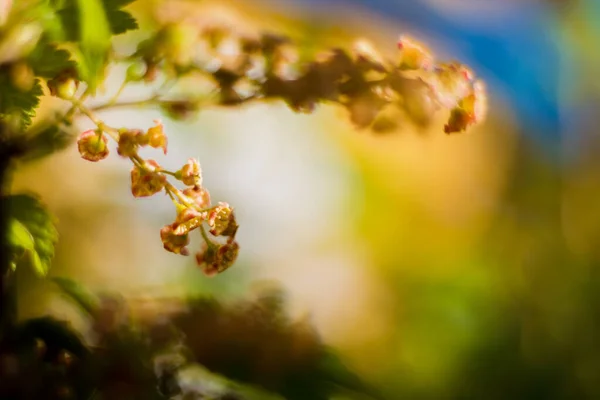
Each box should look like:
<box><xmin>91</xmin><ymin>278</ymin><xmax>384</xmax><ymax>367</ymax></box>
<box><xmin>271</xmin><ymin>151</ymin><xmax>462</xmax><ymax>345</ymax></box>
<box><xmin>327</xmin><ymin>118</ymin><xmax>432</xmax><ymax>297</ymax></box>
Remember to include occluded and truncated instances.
<box><xmin>75</xmin><ymin>114</ymin><xmax>239</xmax><ymax>276</ymax></box>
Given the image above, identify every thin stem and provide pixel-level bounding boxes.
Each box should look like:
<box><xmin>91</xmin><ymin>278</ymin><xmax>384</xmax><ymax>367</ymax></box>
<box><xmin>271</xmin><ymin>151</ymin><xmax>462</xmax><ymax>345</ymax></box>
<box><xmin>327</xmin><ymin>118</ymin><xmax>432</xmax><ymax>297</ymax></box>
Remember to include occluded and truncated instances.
<box><xmin>164</xmin><ymin>186</ymin><xmax>182</xmax><ymax>208</ymax></box>
<box><xmin>165</xmin><ymin>182</ymin><xmax>194</xmax><ymax>208</ymax></box>
<box><xmin>107</xmin><ymin>80</ymin><xmax>129</xmax><ymax>106</ymax></box>
<box><xmin>199</xmin><ymin>224</ymin><xmax>216</xmax><ymax>249</ymax></box>
<box><xmin>160</xmin><ymin>169</ymin><xmax>179</xmax><ymax>177</ymax></box>
<box><xmin>130</xmin><ymin>153</ymin><xmax>145</xmax><ymax>166</ymax></box>
<box><xmin>155</xmin><ymin>78</ymin><xmax>176</xmax><ymax>97</ymax></box>
<box><xmin>72</xmin><ymin>100</ymin><xmax>120</xmax><ymax>141</ymax></box>
<box><xmin>129</xmin><ymin>155</ymin><xmax>142</xmax><ymax>167</ymax></box>
<box><xmin>90</xmin><ymin>97</ymin><xmax>160</xmax><ymax>112</ymax></box>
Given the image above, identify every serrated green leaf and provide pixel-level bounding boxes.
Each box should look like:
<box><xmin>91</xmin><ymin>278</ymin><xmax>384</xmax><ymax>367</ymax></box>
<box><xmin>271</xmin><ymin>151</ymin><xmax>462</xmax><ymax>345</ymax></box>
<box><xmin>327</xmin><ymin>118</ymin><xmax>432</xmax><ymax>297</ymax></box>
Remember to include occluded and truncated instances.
<box><xmin>5</xmin><ymin>193</ymin><xmax>58</xmax><ymax>276</ymax></box>
<box><xmin>27</xmin><ymin>39</ymin><xmax>75</xmax><ymax>78</ymax></box>
<box><xmin>0</xmin><ymin>76</ymin><xmax>42</xmax><ymax>129</ymax></box>
<box><xmin>52</xmin><ymin>277</ymin><xmax>99</xmax><ymax>315</ymax></box>
<box><xmin>104</xmin><ymin>0</ymin><xmax>138</xmax><ymax>35</ymax></box>
<box><xmin>8</xmin><ymin>218</ymin><xmax>35</xmax><ymax>252</ymax></box>
<box><xmin>20</xmin><ymin>124</ymin><xmax>76</xmax><ymax>162</ymax></box>
<box><xmin>51</xmin><ymin>0</ymin><xmax>137</xmax><ymax>89</ymax></box>
<box><xmin>55</xmin><ymin>0</ymin><xmax>137</xmax><ymax>40</ymax></box>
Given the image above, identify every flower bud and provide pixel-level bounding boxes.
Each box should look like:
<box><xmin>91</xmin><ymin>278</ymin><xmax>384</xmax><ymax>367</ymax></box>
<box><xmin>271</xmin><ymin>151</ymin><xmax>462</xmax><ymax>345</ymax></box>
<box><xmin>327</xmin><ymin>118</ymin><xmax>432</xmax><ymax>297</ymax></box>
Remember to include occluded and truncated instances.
<box><xmin>397</xmin><ymin>36</ymin><xmax>433</xmax><ymax>70</ymax></box>
<box><xmin>182</xmin><ymin>186</ymin><xmax>211</xmax><ymax>209</ymax></box>
<box><xmin>444</xmin><ymin>108</ymin><xmax>470</xmax><ymax>134</ymax></box>
<box><xmin>131</xmin><ymin>160</ymin><xmax>166</xmax><ymax>197</ymax></box>
<box><xmin>77</xmin><ymin>130</ymin><xmax>109</xmax><ymax>162</ymax></box>
<box><xmin>178</xmin><ymin>158</ymin><xmax>202</xmax><ymax>186</ymax></box>
<box><xmin>160</xmin><ymin>100</ymin><xmax>198</xmax><ymax>121</ymax></box>
<box><xmin>145</xmin><ymin>119</ymin><xmax>168</xmax><ymax>154</ymax></box>
<box><xmin>117</xmin><ymin>129</ymin><xmax>144</xmax><ymax>157</ymax></box>
<box><xmin>160</xmin><ymin>223</ymin><xmax>190</xmax><ymax>255</ymax></box>
<box><xmin>196</xmin><ymin>241</ymin><xmax>239</xmax><ymax>276</ymax></box>
<box><xmin>428</xmin><ymin>63</ymin><xmax>473</xmax><ymax>108</ymax></box>
<box><xmin>47</xmin><ymin>69</ymin><xmax>80</xmax><ymax>100</ymax></box>
<box><xmin>208</xmin><ymin>203</ymin><xmax>235</xmax><ymax>236</ymax></box>
<box><xmin>126</xmin><ymin>61</ymin><xmax>147</xmax><ymax>82</ymax></box>
<box><xmin>464</xmin><ymin>80</ymin><xmax>487</xmax><ymax>124</ymax></box>
<box><xmin>444</xmin><ymin>80</ymin><xmax>487</xmax><ymax>134</ymax></box>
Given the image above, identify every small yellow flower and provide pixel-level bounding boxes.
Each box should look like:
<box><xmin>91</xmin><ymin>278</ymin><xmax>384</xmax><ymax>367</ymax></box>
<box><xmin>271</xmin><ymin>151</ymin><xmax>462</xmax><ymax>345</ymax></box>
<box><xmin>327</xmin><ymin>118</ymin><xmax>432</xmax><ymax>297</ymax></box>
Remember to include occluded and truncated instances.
<box><xmin>145</xmin><ymin>119</ymin><xmax>168</xmax><ymax>154</ymax></box>
<box><xmin>117</xmin><ymin>129</ymin><xmax>144</xmax><ymax>157</ymax></box>
<box><xmin>160</xmin><ymin>223</ymin><xmax>190</xmax><ymax>255</ymax></box>
<box><xmin>196</xmin><ymin>241</ymin><xmax>239</xmax><ymax>276</ymax></box>
<box><xmin>130</xmin><ymin>160</ymin><xmax>166</xmax><ymax>197</ymax></box>
<box><xmin>179</xmin><ymin>158</ymin><xmax>202</xmax><ymax>186</ymax></box>
<box><xmin>208</xmin><ymin>202</ymin><xmax>236</xmax><ymax>237</ymax></box>
<box><xmin>397</xmin><ymin>36</ymin><xmax>433</xmax><ymax>70</ymax></box>
<box><xmin>182</xmin><ymin>186</ymin><xmax>211</xmax><ymax>209</ymax></box>
<box><xmin>77</xmin><ymin>130</ymin><xmax>109</xmax><ymax>162</ymax></box>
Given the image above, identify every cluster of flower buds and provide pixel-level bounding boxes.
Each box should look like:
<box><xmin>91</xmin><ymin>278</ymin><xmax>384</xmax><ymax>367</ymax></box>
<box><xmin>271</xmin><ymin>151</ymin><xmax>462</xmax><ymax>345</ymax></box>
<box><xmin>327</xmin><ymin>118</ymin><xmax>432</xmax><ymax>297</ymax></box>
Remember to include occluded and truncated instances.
<box><xmin>76</xmin><ymin>116</ymin><xmax>239</xmax><ymax>276</ymax></box>
<box><xmin>123</xmin><ymin>24</ymin><xmax>486</xmax><ymax>133</ymax></box>
<box><xmin>161</xmin><ymin>195</ymin><xmax>240</xmax><ymax>276</ymax></box>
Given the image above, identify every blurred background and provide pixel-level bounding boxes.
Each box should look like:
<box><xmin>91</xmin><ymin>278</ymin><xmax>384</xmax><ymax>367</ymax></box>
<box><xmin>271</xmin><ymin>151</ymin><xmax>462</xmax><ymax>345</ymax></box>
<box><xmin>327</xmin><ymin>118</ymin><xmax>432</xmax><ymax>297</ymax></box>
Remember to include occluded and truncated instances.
<box><xmin>10</xmin><ymin>0</ymin><xmax>600</xmax><ymax>398</ymax></box>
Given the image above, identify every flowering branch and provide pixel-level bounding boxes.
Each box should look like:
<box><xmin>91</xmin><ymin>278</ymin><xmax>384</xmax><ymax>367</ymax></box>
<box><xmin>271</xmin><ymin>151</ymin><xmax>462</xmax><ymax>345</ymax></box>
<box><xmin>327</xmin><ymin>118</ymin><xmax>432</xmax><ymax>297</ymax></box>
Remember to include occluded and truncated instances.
<box><xmin>38</xmin><ymin>24</ymin><xmax>487</xmax><ymax>278</ymax></box>
<box><xmin>69</xmin><ymin>95</ymin><xmax>239</xmax><ymax>276</ymax></box>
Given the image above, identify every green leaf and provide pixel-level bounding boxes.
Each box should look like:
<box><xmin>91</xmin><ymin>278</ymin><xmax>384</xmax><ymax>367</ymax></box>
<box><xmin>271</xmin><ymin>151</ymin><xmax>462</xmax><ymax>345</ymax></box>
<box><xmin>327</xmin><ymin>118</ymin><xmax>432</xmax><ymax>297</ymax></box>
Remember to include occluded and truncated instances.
<box><xmin>74</xmin><ymin>0</ymin><xmax>112</xmax><ymax>90</ymax></box>
<box><xmin>0</xmin><ymin>76</ymin><xmax>42</xmax><ymax>129</ymax></box>
<box><xmin>104</xmin><ymin>0</ymin><xmax>138</xmax><ymax>35</ymax></box>
<box><xmin>5</xmin><ymin>193</ymin><xmax>59</xmax><ymax>276</ymax></box>
<box><xmin>27</xmin><ymin>39</ymin><xmax>75</xmax><ymax>78</ymax></box>
<box><xmin>20</xmin><ymin>124</ymin><xmax>76</xmax><ymax>162</ymax></box>
<box><xmin>56</xmin><ymin>0</ymin><xmax>137</xmax><ymax>40</ymax></box>
<box><xmin>51</xmin><ymin>0</ymin><xmax>138</xmax><ymax>89</ymax></box>
<box><xmin>8</xmin><ymin>219</ymin><xmax>35</xmax><ymax>252</ymax></box>
<box><xmin>52</xmin><ymin>277</ymin><xmax>99</xmax><ymax>315</ymax></box>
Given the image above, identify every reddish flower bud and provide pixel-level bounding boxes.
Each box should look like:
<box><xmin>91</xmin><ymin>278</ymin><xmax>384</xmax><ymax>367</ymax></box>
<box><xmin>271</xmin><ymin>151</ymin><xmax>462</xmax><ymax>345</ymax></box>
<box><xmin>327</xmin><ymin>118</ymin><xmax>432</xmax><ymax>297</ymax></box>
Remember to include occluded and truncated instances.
<box><xmin>463</xmin><ymin>80</ymin><xmax>487</xmax><ymax>124</ymax></box>
<box><xmin>130</xmin><ymin>160</ymin><xmax>166</xmax><ymax>197</ymax></box>
<box><xmin>47</xmin><ymin>68</ymin><xmax>80</xmax><ymax>99</ymax></box>
<box><xmin>444</xmin><ymin>108</ymin><xmax>470</xmax><ymax>134</ymax></box>
<box><xmin>397</xmin><ymin>36</ymin><xmax>433</xmax><ymax>70</ymax></box>
<box><xmin>444</xmin><ymin>81</ymin><xmax>487</xmax><ymax>134</ymax></box>
<box><xmin>145</xmin><ymin>119</ymin><xmax>168</xmax><ymax>154</ymax></box>
<box><xmin>196</xmin><ymin>241</ymin><xmax>239</xmax><ymax>276</ymax></box>
<box><xmin>178</xmin><ymin>158</ymin><xmax>202</xmax><ymax>186</ymax></box>
<box><xmin>208</xmin><ymin>202</ymin><xmax>236</xmax><ymax>237</ymax></box>
<box><xmin>182</xmin><ymin>186</ymin><xmax>211</xmax><ymax>209</ymax></box>
<box><xmin>117</xmin><ymin>129</ymin><xmax>145</xmax><ymax>157</ymax></box>
<box><xmin>160</xmin><ymin>223</ymin><xmax>190</xmax><ymax>255</ymax></box>
<box><xmin>77</xmin><ymin>130</ymin><xmax>109</xmax><ymax>162</ymax></box>
<box><xmin>428</xmin><ymin>62</ymin><xmax>473</xmax><ymax>108</ymax></box>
